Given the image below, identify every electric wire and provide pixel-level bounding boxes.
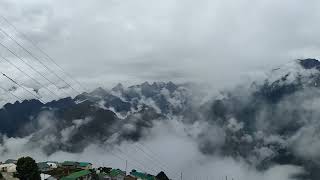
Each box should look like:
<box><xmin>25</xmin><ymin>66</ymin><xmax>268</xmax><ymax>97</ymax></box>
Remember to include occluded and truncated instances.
<box><xmin>0</xmin><ymin>84</ymin><xmax>23</xmax><ymax>102</ymax></box>
<box><xmin>0</xmin><ymin>40</ymin><xmax>71</xmax><ymax>98</ymax></box>
<box><xmin>0</xmin><ymin>15</ymin><xmax>87</xmax><ymax>92</ymax></box>
<box><xmin>0</xmin><ymin>14</ymin><xmax>179</xmax><ymax>178</ymax></box>
<box><xmin>1</xmin><ymin>72</ymin><xmax>45</xmax><ymax>103</ymax></box>
<box><xmin>0</xmin><ymin>53</ymin><xmax>61</xmax><ymax>100</ymax></box>
<box><xmin>0</xmin><ymin>26</ymin><xmax>82</xmax><ymax>95</ymax></box>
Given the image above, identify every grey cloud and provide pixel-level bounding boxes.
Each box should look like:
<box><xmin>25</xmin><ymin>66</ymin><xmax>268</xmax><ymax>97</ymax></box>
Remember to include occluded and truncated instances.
<box><xmin>0</xmin><ymin>1</ymin><xmax>320</xmax><ymax>179</ymax></box>
<box><xmin>0</xmin><ymin>115</ymin><xmax>305</xmax><ymax>180</ymax></box>
<box><xmin>0</xmin><ymin>0</ymin><xmax>319</xmax><ymax>92</ymax></box>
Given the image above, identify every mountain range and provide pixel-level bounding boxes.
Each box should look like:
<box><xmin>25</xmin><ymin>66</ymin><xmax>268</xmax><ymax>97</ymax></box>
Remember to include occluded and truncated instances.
<box><xmin>1</xmin><ymin>59</ymin><xmax>320</xmax><ymax>179</ymax></box>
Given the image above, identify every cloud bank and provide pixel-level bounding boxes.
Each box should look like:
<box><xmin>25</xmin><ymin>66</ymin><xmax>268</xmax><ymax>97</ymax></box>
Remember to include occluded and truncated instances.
<box><xmin>0</xmin><ymin>113</ymin><xmax>305</xmax><ymax>180</ymax></box>
<box><xmin>0</xmin><ymin>0</ymin><xmax>320</xmax><ymax>92</ymax></box>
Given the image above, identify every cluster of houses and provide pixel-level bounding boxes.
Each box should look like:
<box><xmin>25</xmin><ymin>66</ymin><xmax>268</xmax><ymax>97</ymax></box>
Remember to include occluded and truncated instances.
<box><xmin>0</xmin><ymin>159</ymin><xmax>163</xmax><ymax>180</ymax></box>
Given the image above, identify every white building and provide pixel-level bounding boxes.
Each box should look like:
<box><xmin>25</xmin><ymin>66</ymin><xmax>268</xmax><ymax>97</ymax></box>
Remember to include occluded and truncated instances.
<box><xmin>0</xmin><ymin>163</ymin><xmax>17</xmax><ymax>173</ymax></box>
<box><xmin>41</xmin><ymin>173</ymin><xmax>57</xmax><ymax>180</ymax></box>
<box><xmin>46</xmin><ymin>162</ymin><xmax>58</xmax><ymax>169</ymax></box>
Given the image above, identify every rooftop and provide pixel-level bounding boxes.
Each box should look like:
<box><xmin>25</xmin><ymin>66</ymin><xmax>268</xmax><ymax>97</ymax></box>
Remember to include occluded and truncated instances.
<box><xmin>61</xmin><ymin>170</ymin><xmax>92</xmax><ymax>180</ymax></box>
<box><xmin>79</xmin><ymin>162</ymin><xmax>92</xmax><ymax>167</ymax></box>
<box><xmin>4</xmin><ymin>159</ymin><xmax>17</xmax><ymax>164</ymax></box>
<box><xmin>61</xmin><ymin>161</ymin><xmax>91</xmax><ymax>167</ymax></box>
<box><xmin>61</xmin><ymin>161</ymin><xmax>80</xmax><ymax>166</ymax></box>
<box><xmin>109</xmin><ymin>169</ymin><xmax>125</xmax><ymax>177</ymax></box>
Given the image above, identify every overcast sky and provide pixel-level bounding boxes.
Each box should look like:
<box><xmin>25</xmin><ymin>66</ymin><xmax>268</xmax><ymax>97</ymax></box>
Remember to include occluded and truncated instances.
<box><xmin>0</xmin><ymin>2</ymin><xmax>320</xmax><ymax>179</ymax></box>
<box><xmin>0</xmin><ymin>0</ymin><xmax>320</xmax><ymax>91</ymax></box>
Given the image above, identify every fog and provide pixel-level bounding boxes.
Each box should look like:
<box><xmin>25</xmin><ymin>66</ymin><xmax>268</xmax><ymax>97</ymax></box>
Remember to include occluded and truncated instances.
<box><xmin>0</xmin><ymin>115</ymin><xmax>304</xmax><ymax>180</ymax></box>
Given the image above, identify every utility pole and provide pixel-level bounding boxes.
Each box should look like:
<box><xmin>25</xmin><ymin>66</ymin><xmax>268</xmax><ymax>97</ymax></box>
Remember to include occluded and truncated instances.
<box><xmin>180</xmin><ymin>172</ymin><xmax>183</xmax><ymax>180</ymax></box>
<box><xmin>125</xmin><ymin>160</ymin><xmax>128</xmax><ymax>175</ymax></box>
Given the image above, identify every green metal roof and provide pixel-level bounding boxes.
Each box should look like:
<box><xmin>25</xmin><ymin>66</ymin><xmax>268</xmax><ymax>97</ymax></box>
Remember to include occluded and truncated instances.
<box><xmin>98</xmin><ymin>172</ymin><xmax>108</xmax><ymax>177</ymax></box>
<box><xmin>61</xmin><ymin>161</ymin><xmax>91</xmax><ymax>167</ymax></box>
<box><xmin>79</xmin><ymin>162</ymin><xmax>92</xmax><ymax>167</ymax></box>
<box><xmin>109</xmin><ymin>169</ymin><xmax>125</xmax><ymax>177</ymax></box>
<box><xmin>5</xmin><ymin>159</ymin><xmax>17</xmax><ymax>164</ymax></box>
<box><xmin>61</xmin><ymin>170</ymin><xmax>92</xmax><ymax>180</ymax></box>
<box><xmin>62</xmin><ymin>161</ymin><xmax>79</xmax><ymax>166</ymax></box>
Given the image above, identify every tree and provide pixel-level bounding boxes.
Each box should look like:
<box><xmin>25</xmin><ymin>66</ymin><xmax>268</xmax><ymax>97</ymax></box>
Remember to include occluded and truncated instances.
<box><xmin>0</xmin><ymin>172</ymin><xmax>4</xmax><ymax>180</ymax></box>
<box><xmin>99</xmin><ymin>167</ymin><xmax>112</xmax><ymax>173</ymax></box>
<box><xmin>16</xmin><ymin>156</ymin><xmax>41</xmax><ymax>180</ymax></box>
<box><xmin>156</xmin><ymin>171</ymin><xmax>169</xmax><ymax>180</ymax></box>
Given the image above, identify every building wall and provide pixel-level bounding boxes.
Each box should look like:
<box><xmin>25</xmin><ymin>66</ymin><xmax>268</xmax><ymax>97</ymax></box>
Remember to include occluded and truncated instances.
<box><xmin>81</xmin><ymin>165</ymin><xmax>93</xmax><ymax>170</ymax></box>
<box><xmin>47</xmin><ymin>163</ymin><xmax>58</xmax><ymax>169</ymax></box>
<box><xmin>113</xmin><ymin>175</ymin><xmax>125</xmax><ymax>180</ymax></box>
<box><xmin>0</xmin><ymin>164</ymin><xmax>17</xmax><ymax>173</ymax></box>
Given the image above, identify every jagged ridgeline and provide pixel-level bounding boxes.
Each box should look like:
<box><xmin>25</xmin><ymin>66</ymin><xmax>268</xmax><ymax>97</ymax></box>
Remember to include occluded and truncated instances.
<box><xmin>0</xmin><ymin>81</ymin><xmax>192</xmax><ymax>153</ymax></box>
<box><xmin>1</xmin><ymin>59</ymin><xmax>320</xmax><ymax>179</ymax></box>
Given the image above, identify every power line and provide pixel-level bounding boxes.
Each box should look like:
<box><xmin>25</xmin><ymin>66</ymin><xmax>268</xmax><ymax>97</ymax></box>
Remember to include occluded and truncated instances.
<box><xmin>1</xmin><ymin>72</ymin><xmax>45</xmax><ymax>104</ymax></box>
<box><xmin>131</xmin><ymin>144</ymin><xmax>167</xmax><ymax>172</ymax></box>
<box><xmin>108</xmin><ymin>150</ymin><xmax>145</xmax><ymax>173</ymax></box>
<box><xmin>131</xmin><ymin>143</ymin><xmax>180</xmax><ymax>179</ymax></box>
<box><xmin>134</xmin><ymin>143</ymin><xmax>181</xmax><ymax>178</ymax></box>
<box><xmin>0</xmin><ymin>40</ymin><xmax>71</xmax><ymax>98</ymax></box>
<box><xmin>0</xmin><ymin>26</ymin><xmax>82</xmax><ymax>95</ymax></box>
<box><xmin>105</xmin><ymin>124</ymin><xmax>180</xmax><ymax>179</ymax></box>
<box><xmin>102</xmin><ymin>134</ymin><xmax>160</xmax><ymax>175</ymax></box>
<box><xmin>0</xmin><ymin>15</ymin><xmax>87</xmax><ymax>92</ymax></box>
<box><xmin>101</xmin><ymin>125</ymin><xmax>171</xmax><ymax>176</ymax></box>
<box><xmin>0</xmin><ymin>14</ymin><xmax>179</xmax><ymax>178</ymax></box>
<box><xmin>0</xmin><ymin>84</ymin><xmax>23</xmax><ymax>102</ymax></box>
<box><xmin>112</xmin><ymin>145</ymin><xmax>159</xmax><ymax>175</ymax></box>
<box><xmin>100</xmin><ymin>141</ymin><xmax>157</xmax><ymax>175</ymax></box>
<box><xmin>0</xmin><ymin>53</ymin><xmax>61</xmax><ymax>100</ymax></box>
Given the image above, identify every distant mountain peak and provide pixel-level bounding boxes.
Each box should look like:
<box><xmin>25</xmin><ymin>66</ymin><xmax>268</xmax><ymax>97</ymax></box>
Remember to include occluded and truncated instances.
<box><xmin>112</xmin><ymin>83</ymin><xmax>124</xmax><ymax>92</ymax></box>
<box><xmin>252</xmin><ymin>58</ymin><xmax>320</xmax><ymax>103</ymax></box>
<box><xmin>90</xmin><ymin>87</ymin><xmax>108</xmax><ymax>97</ymax></box>
<box><xmin>141</xmin><ymin>81</ymin><xmax>151</xmax><ymax>87</ymax></box>
<box><xmin>298</xmin><ymin>58</ymin><xmax>320</xmax><ymax>69</ymax></box>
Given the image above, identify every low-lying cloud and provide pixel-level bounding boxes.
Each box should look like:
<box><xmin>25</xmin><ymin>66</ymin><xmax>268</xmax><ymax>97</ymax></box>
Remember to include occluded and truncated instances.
<box><xmin>0</xmin><ymin>114</ymin><xmax>305</xmax><ymax>180</ymax></box>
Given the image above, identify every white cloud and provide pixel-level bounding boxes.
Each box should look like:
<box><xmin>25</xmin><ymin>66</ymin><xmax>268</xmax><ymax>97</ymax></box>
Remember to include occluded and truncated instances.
<box><xmin>0</xmin><ymin>117</ymin><xmax>305</xmax><ymax>180</ymax></box>
<box><xmin>289</xmin><ymin>125</ymin><xmax>320</xmax><ymax>162</ymax></box>
<box><xmin>0</xmin><ymin>0</ymin><xmax>319</xmax><ymax>97</ymax></box>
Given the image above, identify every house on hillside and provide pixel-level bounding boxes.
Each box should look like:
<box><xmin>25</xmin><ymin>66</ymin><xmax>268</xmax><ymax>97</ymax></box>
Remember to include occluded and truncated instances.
<box><xmin>109</xmin><ymin>169</ymin><xmax>126</xmax><ymax>180</ymax></box>
<box><xmin>46</xmin><ymin>161</ymin><xmax>59</xmax><ymax>169</ymax></box>
<box><xmin>79</xmin><ymin>162</ymin><xmax>93</xmax><ymax>170</ymax></box>
<box><xmin>98</xmin><ymin>169</ymin><xmax>125</xmax><ymax>180</ymax></box>
<box><xmin>61</xmin><ymin>161</ymin><xmax>93</xmax><ymax>170</ymax></box>
<box><xmin>98</xmin><ymin>172</ymin><xmax>110</xmax><ymax>180</ymax></box>
<box><xmin>0</xmin><ymin>163</ymin><xmax>17</xmax><ymax>173</ymax></box>
<box><xmin>40</xmin><ymin>173</ymin><xmax>57</xmax><ymax>180</ymax></box>
<box><xmin>60</xmin><ymin>170</ymin><xmax>94</xmax><ymax>180</ymax></box>
<box><xmin>61</xmin><ymin>161</ymin><xmax>81</xmax><ymax>169</ymax></box>
<box><xmin>130</xmin><ymin>170</ymin><xmax>156</xmax><ymax>180</ymax></box>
